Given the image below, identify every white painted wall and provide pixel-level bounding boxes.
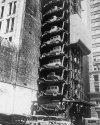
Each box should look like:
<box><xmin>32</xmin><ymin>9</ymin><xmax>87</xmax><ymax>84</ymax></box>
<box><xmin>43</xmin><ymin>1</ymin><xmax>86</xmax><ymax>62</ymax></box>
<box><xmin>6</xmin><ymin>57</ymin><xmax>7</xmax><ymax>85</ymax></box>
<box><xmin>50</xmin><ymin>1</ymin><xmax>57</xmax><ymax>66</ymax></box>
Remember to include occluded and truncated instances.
<box><xmin>0</xmin><ymin>82</ymin><xmax>37</xmax><ymax>114</ymax></box>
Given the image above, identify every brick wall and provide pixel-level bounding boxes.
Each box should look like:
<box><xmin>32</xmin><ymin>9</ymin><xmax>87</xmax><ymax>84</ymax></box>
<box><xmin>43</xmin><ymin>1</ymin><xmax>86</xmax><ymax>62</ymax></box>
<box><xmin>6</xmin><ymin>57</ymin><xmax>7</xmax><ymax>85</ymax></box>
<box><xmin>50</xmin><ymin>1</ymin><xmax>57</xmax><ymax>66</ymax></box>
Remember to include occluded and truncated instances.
<box><xmin>0</xmin><ymin>38</ymin><xmax>14</xmax><ymax>84</ymax></box>
<box><xmin>16</xmin><ymin>0</ymin><xmax>41</xmax><ymax>90</ymax></box>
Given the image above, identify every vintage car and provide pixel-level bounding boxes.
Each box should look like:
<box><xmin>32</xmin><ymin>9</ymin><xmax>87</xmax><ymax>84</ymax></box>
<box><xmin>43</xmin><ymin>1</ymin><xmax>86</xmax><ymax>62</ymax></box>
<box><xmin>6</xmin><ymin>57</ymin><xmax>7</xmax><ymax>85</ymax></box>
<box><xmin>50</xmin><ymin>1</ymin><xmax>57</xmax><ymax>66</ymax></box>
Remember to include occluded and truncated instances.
<box><xmin>37</xmin><ymin>86</ymin><xmax>59</xmax><ymax>97</ymax></box>
<box><xmin>50</xmin><ymin>46</ymin><xmax>62</xmax><ymax>54</ymax></box>
<box><xmin>42</xmin><ymin>16</ymin><xmax>58</xmax><ymax>25</ymax></box>
<box><xmin>48</xmin><ymin>35</ymin><xmax>61</xmax><ymax>44</ymax></box>
<box><xmin>46</xmin><ymin>86</ymin><xmax>59</xmax><ymax>95</ymax></box>
<box><xmin>38</xmin><ymin>69</ymin><xmax>67</xmax><ymax>82</ymax></box>
<box><xmin>44</xmin><ymin>6</ymin><xmax>62</xmax><ymax>15</ymax></box>
<box><xmin>43</xmin><ymin>59</ymin><xmax>62</xmax><ymax>68</ymax></box>
<box><xmin>43</xmin><ymin>26</ymin><xmax>62</xmax><ymax>35</ymax></box>
<box><xmin>47</xmin><ymin>15</ymin><xmax>58</xmax><ymax>22</ymax></box>
<box><xmin>50</xmin><ymin>6</ymin><xmax>59</xmax><ymax>12</ymax></box>
<box><xmin>46</xmin><ymin>72</ymin><xmax>61</xmax><ymax>81</ymax></box>
<box><xmin>41</xmin><ymin>46</ymin><xmax>64</xmax><ymax>58</ymax></box>
<box><xmin>49</xmin><ymin>26</ymin><xmax>62</xmax><ymax>33</ymax></box>
<box><xmin>41</xmin><ymin>35</ymin><xmax>61</xmax><ymax>48</ymax></box>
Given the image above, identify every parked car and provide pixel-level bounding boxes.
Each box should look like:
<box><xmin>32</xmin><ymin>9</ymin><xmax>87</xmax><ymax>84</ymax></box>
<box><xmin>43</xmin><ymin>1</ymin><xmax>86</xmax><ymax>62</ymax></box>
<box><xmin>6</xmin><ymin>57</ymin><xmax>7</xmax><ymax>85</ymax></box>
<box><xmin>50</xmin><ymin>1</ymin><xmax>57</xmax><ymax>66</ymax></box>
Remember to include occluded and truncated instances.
<box><xmin>49</xmin><ymin>46</ymin><xmax>62</xmax><ymax>54</ymax></box>
<box><xmin>43</xmin><ymin>59</ymin><xmax>62</xmax><ymax>68</ymax></box>
<box><xmin>41</xmin><ymin>46</ymin><xmax>64</xmax><ymax>58</ymax></box>
<box><xmin>41</xmin><ymin>35</ymin><xmax>62</xmax><ymax>48</ymax></box>
<box><xmin>45</xmin><ymin>6</ymin><xmax>62</xmax><ymax>15</ymax></box>
<box><xmin>47</xmin><ymin>15</ymin><xmax>58</xmax><ymax>22</ymax></box>
<box><xmin>49</xmin><ymin>26</ymin><xmax>62</xmax><ymax>33</ymax></box>
<box><xmin>46</xmin><ymin>72</ymin><xmax>61</xmax><ymax>81</ymax></box>
<box><xmin>46</xmin><ymin>86</ymin><xmax>59</xmax><ymax>95</ymax></box>
<box><xmin>39</xmin><ymin>68</ymin><xmax>66</xmax><ymax>82</ymax></box>
<box><xmin>51</xmin><ymin>34</ymin><xmax>61</xmax><ymax>41</ymax></box>
<box><xmin>43</xmin><ymin>26</ymin><xmax>62</xmax><ymax>35</ymax></box>
<box><xmin>52</xmin><ymin>46</ymin><xmax>61</xmax><ymax>52</ymax></box>
<box><xmin>38</xmin><ymin>75</ymin><xmax>58</xmax><ymax>83</ymax></box>
<box><xmin>51</xmin><ymin>6</ymin><xmax>58</xmax><ymax>12</ymax></box>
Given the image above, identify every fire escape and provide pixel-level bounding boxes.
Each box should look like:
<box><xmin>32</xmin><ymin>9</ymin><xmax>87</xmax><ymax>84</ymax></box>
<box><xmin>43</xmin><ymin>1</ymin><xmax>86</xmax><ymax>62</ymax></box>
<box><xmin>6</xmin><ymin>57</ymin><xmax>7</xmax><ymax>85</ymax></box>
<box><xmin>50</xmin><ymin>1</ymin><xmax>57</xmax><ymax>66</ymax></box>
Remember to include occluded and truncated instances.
<box><xmin>34</xmin><ymin>0</ymin><xmax>94</xmax><ymax>124</ymax></box>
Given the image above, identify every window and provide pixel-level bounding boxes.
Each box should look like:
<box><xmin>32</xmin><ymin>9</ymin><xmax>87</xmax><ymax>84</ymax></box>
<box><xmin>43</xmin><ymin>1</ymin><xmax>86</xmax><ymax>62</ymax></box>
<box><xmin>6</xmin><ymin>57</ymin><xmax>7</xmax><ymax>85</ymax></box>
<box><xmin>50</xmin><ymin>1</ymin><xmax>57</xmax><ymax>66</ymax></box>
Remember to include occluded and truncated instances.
<box><xmin>92</xmin><ymin>38</ymin><xmax>100</xmax><ymax>43</ymax></box>
<box><xmin>91</xmin><ymin>22</ymin><xmax>100</xmax><ymax>27</ymax></box>
<box><xmin>9</xmin><ymin>37</ymin><xmax>12</xmax><ymax>42</ymax></box>
<box><xmin>0</xmin><ymin>6</ymin><xmax>4</xmax><ymax>18</ymax></box>
<box><xmin>0</xmin><ymin>22</ymin><xmax>2</xmax><ymax>30</ymax></box>
<box><xmin>91</xmin><ymin>13</ymin><xmax>100</xmax><ymax>19</ymax></box>
<box><xmin>94</xmin><ymin>66</ymin><xmax>97</xmax><ymax>71</ymax></box>
<box><xmin>92</xmin><ymin>29</ymin><xmax>100</xmax><ymax>35</ymax></box>
<box><xmin>10</xmin><ymin>18</ymin><xmax>15</xmax><ymax>32</ymax></box>
<box><xmin>94</xmin><ymin>58</ymin><xmax>96</xmax><ymax>61</ymax></box>
<box><xmin>6</xmin><ymin>19</ymin><xmax>10</xmax><ymax>33</ymax></box>
<box><xmin>8</xmin><ymin>1</ymin><xmax>17</xmax><ymax>16</ymax></box>
<box><xmin>96</xmin><ymin>100</ymin><xmax>100</xmax><ymax>105</ymax></box>
<box><xmin>91</xmin><ymin>6</ymin><xmax>100</xmax><ymax>12</ymax></box>
<box><xmin>94</xmin><ymin>76</ymin><xmax>99</xmax><ymax>92</ymax></box>
<box><xmin>8</xmin><ymin>2</ymin><xmax>12</xmax><ymax>15</ymax></box>
<box><xmin>6</xmin><ymin>18</ymin><xmax>15</xmax><ymax>33</ymax></box>
<box><xmin>95</xmin><ymin>86</ymin><xmax>99</xmax><ymax>92</ymax></box>
<box><xmin>98</xmin><ymin>65</ymin><xmax>100</xmax><ymax>70</ymax></box>
<box><xmin>13</xmin><ymin>1</ymin><xmax>17</xmax><ymax>14</ymax></box>
<box><xmin>92</xmin><ymin>47</ymin><xmax>100</xmax><ymax>52</ymax></box>
<box><xmin>96</xmin><ymin>56</ymin><xmax>100</xmax><ymax>61</ymax></box>
<box><xmin>90</xmin><ymin>0</ymin><xmax>100</xmax><ymax>5</ymax></box>
<box><xmin>94</xmin><ymin>75</ymin><xmax>99</xmax><ymax>81</ymax></box>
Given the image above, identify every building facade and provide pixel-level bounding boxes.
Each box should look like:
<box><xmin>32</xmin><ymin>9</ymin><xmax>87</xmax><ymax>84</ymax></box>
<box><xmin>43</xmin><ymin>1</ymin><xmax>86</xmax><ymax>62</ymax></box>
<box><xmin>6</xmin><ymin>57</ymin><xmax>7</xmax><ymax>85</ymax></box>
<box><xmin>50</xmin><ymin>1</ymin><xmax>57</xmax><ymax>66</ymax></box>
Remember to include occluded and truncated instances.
<box><xmin>36</xmin><ymin>0</ymin><xmax>92</xmax><ymax>124</ymax></box>
<box><xmin>90</xmin><ymin>0</ymin><xmax>100</xmax><ymax>118</ymax></box>
<box><xmin>84</xmin><ymin>0</ymin><xmax>100</xmax><ymax>118</ymax></box>
<box><xmin>0</xmin><ymin>0</ymin><xmax>41</xmax><ymax>114</ymax></box>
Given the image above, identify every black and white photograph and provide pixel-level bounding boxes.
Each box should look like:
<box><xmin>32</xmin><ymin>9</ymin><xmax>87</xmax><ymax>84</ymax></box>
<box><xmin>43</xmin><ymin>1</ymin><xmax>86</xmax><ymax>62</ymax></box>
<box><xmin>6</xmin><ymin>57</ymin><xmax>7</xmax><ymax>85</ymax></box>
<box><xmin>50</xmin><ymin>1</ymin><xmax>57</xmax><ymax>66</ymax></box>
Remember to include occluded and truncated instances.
<box><xmin>0</xmin><ymin>0</ymin><xmax>100</xmax><ymax>125</ymax></box>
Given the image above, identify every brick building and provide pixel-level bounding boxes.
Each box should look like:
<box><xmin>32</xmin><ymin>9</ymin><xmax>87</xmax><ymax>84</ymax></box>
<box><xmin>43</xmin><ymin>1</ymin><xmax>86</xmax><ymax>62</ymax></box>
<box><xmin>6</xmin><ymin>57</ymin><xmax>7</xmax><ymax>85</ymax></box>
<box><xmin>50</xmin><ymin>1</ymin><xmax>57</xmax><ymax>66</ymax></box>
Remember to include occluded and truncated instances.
<box><xmin>81</xmin><ymin>0</ymin><xmax>100</xmax><ymax>118</ymax></box>
<box><xmin>0</xmin><ymin>0</ymin><xmax>41</xmax><ymax>114</ymax></box>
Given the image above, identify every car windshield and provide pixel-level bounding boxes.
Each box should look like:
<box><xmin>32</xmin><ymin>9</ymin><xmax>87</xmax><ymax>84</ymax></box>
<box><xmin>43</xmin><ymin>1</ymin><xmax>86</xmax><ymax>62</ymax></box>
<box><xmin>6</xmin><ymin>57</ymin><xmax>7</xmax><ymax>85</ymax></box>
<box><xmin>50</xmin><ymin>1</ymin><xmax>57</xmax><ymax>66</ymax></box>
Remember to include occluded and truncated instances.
<box><xmin>53</xmin><ymin>46</ymin><xmax>61</xmax><ymax>51</ymax></box>
<box><xmin>49</xmin><ymin>59</ymin><xmax>61</xmax><ymax>63</ymax></box>
<box><xmin>48</xmin><ymin>72</ymin><xmax>55</xmax><ymax>76</ymax></box>
<box><xmin>50</xmin><ymin>86</ymin><xmax>57</xmax><ymax>89</ymax></box>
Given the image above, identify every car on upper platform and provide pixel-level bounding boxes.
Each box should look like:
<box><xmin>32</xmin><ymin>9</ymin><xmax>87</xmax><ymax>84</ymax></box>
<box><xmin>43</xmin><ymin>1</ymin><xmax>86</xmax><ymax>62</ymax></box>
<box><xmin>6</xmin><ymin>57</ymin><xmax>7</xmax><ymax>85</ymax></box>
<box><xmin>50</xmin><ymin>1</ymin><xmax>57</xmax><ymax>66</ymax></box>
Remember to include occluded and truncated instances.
<box><xmin>41</xmin><ymin>35</ymin><xmax>61</xmax><ymax>48</ymax></box>
<box><xmin>43</xmin><ymin>59</ymin><xmax>62</xmax><ymax>68</ymax></box>
<box><xmin>46</xmin><ymin>86</ymin><xmax>59</xmax><ymax>96</ymax></box>
<box><xmin>41</xmin><ymin>46</ymin><xmax>64</xmax><ymax>58</ymax></box>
